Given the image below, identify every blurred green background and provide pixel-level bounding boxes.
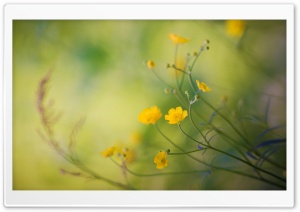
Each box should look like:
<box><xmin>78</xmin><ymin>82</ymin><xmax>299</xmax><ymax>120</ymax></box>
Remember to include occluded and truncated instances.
<box><xmin>13</xmin><ymin>20</ymin><xmax>286</xmax><ymax>190</ymax></box>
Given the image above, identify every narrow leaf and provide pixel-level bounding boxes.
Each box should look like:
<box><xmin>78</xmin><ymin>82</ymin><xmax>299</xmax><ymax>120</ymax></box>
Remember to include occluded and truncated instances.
<box><xmin>255</xmin><ymin>138</ymin><xmax>286</xmax><ymax>149</ymax></box>
<box><xmin>254</xmin><ymin>125</ymin><xmax>285</xmax><ymax>146</ymax></box>
<box><xmin>208</xmin><ymin>111</ymin><xmax>217</xmax><ymax>124</ymax></box>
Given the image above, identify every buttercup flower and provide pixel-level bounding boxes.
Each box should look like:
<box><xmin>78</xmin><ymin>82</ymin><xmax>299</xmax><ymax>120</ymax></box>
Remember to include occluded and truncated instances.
<box><xmin>165</xmin><ymin>106</ymin><xmax>188</xmax><ymax>124</ymax></box>
<box><xmin>169</xmin><ymin>33</ymin><xmax>190</xmax><ymax>44</ymax></box>
<box><xmin>154</xmin><ymin>151</ymin><xmax>168</xmax><ymax>169</ymax></box>
<box><xmin>101</xmin><ymin>146</ymin><xmax>116</xmax><ymax>158</ymax></box>
<box><xmin>122</xmin><ymin>148</ymin><xmax>135</xmax><ymax>163</ymax></box>
<box><xmin>147</xmin><ymin>60</ymin><xmax>155</xmax><ymax>69</ymax></box>
<box><xmin>138</xmin><ymin>106</ymin><xmax>162</xmax><ymax>125</ymax></box>
<box><xmin>115</xmin><ymin>145</ymin><xmax>136</xmax><ymax>163</ymax></box>
<box><xmin>226</xmin><ymin>20</ymin><xmax>246</xmax><ymax>37</ymax></box>
<box><xmin>196</xmin><ymin>80</ymin><xmax>212</xmax><ymax>92</ymax></box>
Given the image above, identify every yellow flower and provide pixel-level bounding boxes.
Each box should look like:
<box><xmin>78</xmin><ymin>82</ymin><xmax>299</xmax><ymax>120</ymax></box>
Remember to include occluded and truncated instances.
<box><xmin>101</xmin><ymin>146</ymin><xmax>116</xmax><ymax>158</ymax></box>
<box><xmin>226</xmin><ymin>20</ymin><xmax>246</xmax><ymax>37</ymax></box>
<box><xmin>115</xmin><ymin>145</ymin><xmax>136</xmax><ymax>163</ymax></box>
<box><xmin>196</xmin><ymin>80</ymin><xmax>212</xmax><ymax>92</ymax></box>
<box><xmin>169</xmin><ymin>33</ymin><xmax>190</xmax><ymax>44</ymax></box>
<box><xmin>138</xmin><ymin>106</ymin><xmax>162</xmax><ymax>125</ymax></box>
<box><xmin>165</xmin><ymin>106</ymin><xmax>188</xmax><ymax>124</ymax></box>
<box><xmin>123</xmin><ymin>148</ymin><xmax>135</xmax><ymax>163</ymax></box>
<box><xmin>154</xmin><ymin>151</ymin><xmax>168</xmax><ymax>169</ymax></box>
<box><xmin>147</xmin><ymin>60</ymin><xmax>155</xmax><ymax>69</ymax></box>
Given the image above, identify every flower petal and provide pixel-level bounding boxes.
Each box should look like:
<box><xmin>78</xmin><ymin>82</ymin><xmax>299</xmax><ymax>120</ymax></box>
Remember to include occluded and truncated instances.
<box><xmin>182</xmin><ymin>110</ymin><xmax>188</xmax><ymax>119</ymax></box>
<box><xmin>176</xmin><ymin>107</ymin><xmax>183</xmax><ymax>114</ymax></box>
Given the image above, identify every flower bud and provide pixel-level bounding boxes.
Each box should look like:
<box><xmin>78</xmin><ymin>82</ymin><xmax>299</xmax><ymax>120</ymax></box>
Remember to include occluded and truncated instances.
<box><xmin>204</xmin><ymin>39</ymin><xmax>210</xmax><ymax>44</ymax></box>
<box><xmin>147</xmin><ymin>60</ymin><xmax>155</xmax><ymax>69</ymax></box>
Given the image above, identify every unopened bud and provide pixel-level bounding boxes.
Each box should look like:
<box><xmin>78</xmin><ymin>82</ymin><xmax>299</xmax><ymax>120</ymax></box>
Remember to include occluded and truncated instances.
<box><xmin>204</xmin><ymin>39</ymin><xmax>210</xmax><ymax>44</ymax></box>
<box><xmin>146</xmin><ymin>60</ymin><xmax>155</xmax><ymax>69</ymax></box>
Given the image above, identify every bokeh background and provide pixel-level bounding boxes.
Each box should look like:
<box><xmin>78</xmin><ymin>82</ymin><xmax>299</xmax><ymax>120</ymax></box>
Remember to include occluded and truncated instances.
<box><xmin>13</xmin><ymin>20</ymin><xmax>286</xmax><ymax>190</ymax></box>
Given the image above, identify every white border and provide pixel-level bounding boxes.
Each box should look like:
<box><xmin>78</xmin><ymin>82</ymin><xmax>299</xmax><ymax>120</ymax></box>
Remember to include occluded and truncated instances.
<box><xmin>3</xmin><ymin>4</ymin><xmax>294</xmax><ymax>207</ymax></box>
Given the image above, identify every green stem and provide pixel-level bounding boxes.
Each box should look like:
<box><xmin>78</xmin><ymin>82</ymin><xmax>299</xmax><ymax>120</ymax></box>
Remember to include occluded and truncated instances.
<box><xmin>201</xmin><ymin>96</ymin><xmax>252</xmax><ymax>147</ymax></box>
<box><xmin>188</xmin><ymin>103</ymin><xmax>210</xmax><ymax>145</ymax></box>
<box><xmin>154</xmin><ymin>124</ymin><xmax>285</xmax><ymax>189</ymax></box>
<box><xmin>188</xmin><ymin>73</ymin><xmax>197</xmax><ymax>93</ymax></box>
<box><xmin>178</xmin><ymin>124</ymin><xmax>286</xmax><ymax>183</ymax></box>
<box><xmin>174</xmin><ymin>44</ymin><xmax>180</xmax><ymax>88</ymax></box>
<box><xmin>168</xmin><ymin>148</ymin><xmax>207</xmax><ymax>155</ymax></box>
<box><xmin>151</xmin><ymin>68</ymin><xmax>174</xmax><ymax>89</ymax></box>
<box><xmin>110</xmin><ymin>158</ymin><xmax>209</xmax><ymax>177</ymax></box>
<box><xmin>179</xmin><ymin>55</ymin><xmax>192</xmax><ymax>89</ymax></box>
<box><xmin>189</xmin><ymin>46</ymin><xmax>205</xmax><ymax>72</ymax></box>
<box><xmin>175</xmin><ymin>89</ymin><xmax>284</xmax><ymax>171</ymax></box>
<box><xmin>155</xmin><ymin>123</ymin><xmax>209</xmax><ymax>167</ymax></box>
<box><xmin>172</xmin><ymin>65</ymin><xmax>188</xmax><ymax>74</ymax></box>
<box><xmin>188</xmin><ymin>103</ymin><xmax>263</xmax><ymax>179</ymax></box>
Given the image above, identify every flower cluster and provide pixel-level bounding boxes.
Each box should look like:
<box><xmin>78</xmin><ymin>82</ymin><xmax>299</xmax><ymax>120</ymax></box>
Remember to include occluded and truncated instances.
<box><xmin>36</xmin><ymin>27</ymin><xmax>286</xmax><ymax>190</ymax></box>
<box><xmin>138</xmin><ymin>106</ymin><xmax>188</xmax><ymax>126</ymax></box>
<box><xmin>136</xmin><ymin>31</ymin><xmax>286</xmax><ymax>191</ymax></box>
<box><xmin>101</xmin><ymin>144</ymin><xmax>136</xmax><ymax>163</ymax></box>
<box><xmin>138</xmin><ymin>106</ymin><xmax>188</xmax><ymax>169</ymax></box>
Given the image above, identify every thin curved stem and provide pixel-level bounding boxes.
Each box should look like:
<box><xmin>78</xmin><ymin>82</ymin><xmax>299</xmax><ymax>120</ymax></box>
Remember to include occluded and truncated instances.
<box><xmin>178</xmin><ymin>124</ymin><xmax>286</xmax><ymax>183</ymax></box>
<box><xmin>168</xmin><ymin>149</ymin><xmax>207</xmax><ymax>155</ymax></box>
<box><xmin>154</xmin><ymin>124</ymin><xmax>284</xmax><ymax>189</ymax></box>
<box><xmin>189</xmin><ymin>46</ymin><xmax>206</xmax><ymax>73</ymax></box>
<box><xmin>110</xmin><ymin>158</ymin><xmax>209</xmax><ymax>177</ymax></box>
<box><xmin>188</xmin><ymin>103</ymin><xmax>210</xmax><ymax>145</ymax></box>
<box><xmin>151</xmin><ymin>68</ymin><xmax>174</xmax><ymax>89</ymax></box>
<box><xmin>188</xmin><ymin>73</ymin><xmax>197</xmax><ymax>93</ymax></box>
<box><xmin>188</xmin><ymin>103</ymin><xmax>263</xmax><ymax>179</ymax></box>
<box><xmin>201</xmin><ymin>96</ymin><xmax>252</xmax><ymax>147</ymax></box>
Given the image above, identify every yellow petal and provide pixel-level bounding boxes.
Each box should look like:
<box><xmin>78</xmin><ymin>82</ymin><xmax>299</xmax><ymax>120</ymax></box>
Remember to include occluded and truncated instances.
<box><xmin>168</xmin><ymin>108</ymin><xmax>176</xmax><ymax>115</ymax></box>
<box><xmin>226</xmin><ymin>20</ymin><xmax>246</xmax><ymax>37</ymax></box>
<box><xmin>147</xmin><ymin>60</ymin><xmax>155</xmax><ymax>69</ymax></box>
<box><xmin>169</xmin><ymin>33</ymin><xmax>190</xmax><ymax>44</ymax></box>
<box><xmin>176</xmin><ymin>107</ymin><xmax>183</xmax><ymax>114</ymax></box>
<box><xmin>182</xmin><ymin>110</ymin><xmax>188</xmax><ymax>119</ymax></box>
<box><xmin>156</xmin><ymin>163</ymin><xmax>165</xmax><ymax>169</ymax></box>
